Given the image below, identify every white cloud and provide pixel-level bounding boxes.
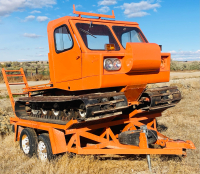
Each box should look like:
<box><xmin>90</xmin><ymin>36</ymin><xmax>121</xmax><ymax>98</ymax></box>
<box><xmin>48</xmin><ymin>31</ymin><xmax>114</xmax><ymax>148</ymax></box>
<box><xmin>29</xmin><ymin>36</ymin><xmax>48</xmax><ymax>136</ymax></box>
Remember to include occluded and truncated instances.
<box><xmin>153</xmin><ymin>8</ymin><xmax>157</xmax><ymax>12</ymax></box>
<box><xmin>36</xmin><ymin>54</ymin><xmax>46</xmax><ymax>57</ymax></box>
<box><xmin>121</xmin><ymin>1</ymin><xmax>161</xmax><ymax>18</ymax></box>
<box><xmin>24</xmin><ymin>0</ymin><xmax>56</xmax><ymax>8</ymax></box>
<box><xmin>37</xmin><ymin>16</ymin><xmax>49</xmax><ymax>22</ymax></box>
<box><xmin>98</xmin><ymin>0</ymin><xmax>117</xmax><ymax>6</ymax></box>
<box><xmin>22</xmin><ymin>15</ymin><xmax>35</xmax><ymax>22</ymax></box>
<box><xmin>0</xmin><ymin>0</ymin><xmax>56</xmax><ymax>16</ymax></box>
<box><xmin>23</xmin><ymin>33</ymin><xmax>42</xmax><ymax>38</ymax></box>
<box><xmin>75</xmin><ymin>4</ymin><xmax>82</xmax><ymax>9</ymax></box>
<box><xmin>30</xmin><ymin>10</ymin><xmax>41</xmax><ymax>14</ymax></box>
<box><xmin>98</xmin><ymin>6</ymin><xmax>110</xmax><ymax>13</ymax></box>
<box><xmin>36</xmin><ymin>47</ymin><xmax>44</xmax><ymax>49</ymax></box>
<box><xmin>169</xmin><ymin>50</ymin><xmax>200</xmax><ymax>61</ymax></box>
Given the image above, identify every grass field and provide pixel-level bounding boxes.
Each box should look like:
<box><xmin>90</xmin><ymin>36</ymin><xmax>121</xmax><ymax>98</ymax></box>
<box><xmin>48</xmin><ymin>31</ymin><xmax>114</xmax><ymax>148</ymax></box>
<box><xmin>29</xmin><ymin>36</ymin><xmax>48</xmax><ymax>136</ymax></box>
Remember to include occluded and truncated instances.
<box><xmin>0</xmin><ymin>73</ymin><xmax>199</xmax><ymax>174</ymax></box>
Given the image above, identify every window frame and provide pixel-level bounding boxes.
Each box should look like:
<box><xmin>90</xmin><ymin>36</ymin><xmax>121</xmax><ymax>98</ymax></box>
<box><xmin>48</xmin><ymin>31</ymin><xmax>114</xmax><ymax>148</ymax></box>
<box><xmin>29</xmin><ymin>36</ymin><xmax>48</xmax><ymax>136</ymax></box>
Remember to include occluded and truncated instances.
<box><xmin>54</xmin><ymin>24</ymin><xmax>74</xmax><ymax>54</ymax></box>
<box><xmin>75</xmin><ymin>23</ymin><xmax>120</xmax><ymax>51</ymax></box>
<box><xmin>112</xmin><ymin>26</ymin><xmax>148</xmax><ymax>49</ymax></box>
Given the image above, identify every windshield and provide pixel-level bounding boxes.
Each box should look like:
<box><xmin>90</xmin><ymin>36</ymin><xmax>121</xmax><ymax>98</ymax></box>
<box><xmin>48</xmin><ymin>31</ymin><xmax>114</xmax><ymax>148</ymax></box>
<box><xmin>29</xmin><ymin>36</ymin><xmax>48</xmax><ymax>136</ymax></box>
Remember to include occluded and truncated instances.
<box><xmin>76</xmin><ymin>23</ymin><xmax>120</xmax><ymax>51</ymax></box>
<box><xmin>112</xmin><ymin>26</ymin><xmax>147</xmax><ymax>48</ymax></box>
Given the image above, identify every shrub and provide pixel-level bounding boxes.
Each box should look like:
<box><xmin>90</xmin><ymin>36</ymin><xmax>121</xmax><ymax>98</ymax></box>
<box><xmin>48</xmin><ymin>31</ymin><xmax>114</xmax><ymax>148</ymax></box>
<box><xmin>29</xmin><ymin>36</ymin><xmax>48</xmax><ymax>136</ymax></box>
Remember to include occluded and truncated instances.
<box><xmin>5</xmin><ymin>62</ymin><xmax>12</xmax><ymax>67</ymax></box>
<box><xmin>170</xmin><ymin>60</ymin><xmax>200</xmax><ymax>71</ymax></box>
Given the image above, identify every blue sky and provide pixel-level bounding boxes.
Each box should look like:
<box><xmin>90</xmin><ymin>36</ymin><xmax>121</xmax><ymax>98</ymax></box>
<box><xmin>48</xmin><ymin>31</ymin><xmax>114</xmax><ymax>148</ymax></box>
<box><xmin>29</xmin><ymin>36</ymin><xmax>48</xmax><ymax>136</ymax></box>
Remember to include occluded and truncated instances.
<box><xmin>0</xmin><ymin>0</ymin><xmax>199</xmax><ymax>62</ymax></box>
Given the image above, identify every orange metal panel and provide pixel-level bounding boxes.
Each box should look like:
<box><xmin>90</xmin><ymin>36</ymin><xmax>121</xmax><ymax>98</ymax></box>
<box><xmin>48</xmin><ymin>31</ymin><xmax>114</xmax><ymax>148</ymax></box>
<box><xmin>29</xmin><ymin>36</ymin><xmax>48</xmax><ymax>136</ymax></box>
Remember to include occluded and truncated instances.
<box><xmin>166</xmin><ymin>140</ymin><xmax>196</xmax><ymax>149</ymax></box>
<box><xmin>47</xmin><ymin>18</ymin><xmax>82</xmax><ymax>85</ymax></box>
<box><xmin>16</xmin><ymin>126</ymin><xmax>24</xmax><ymax>141</ymax></box>
<box><xmin>49</xmin><ymin>128</ymin><xmax>67</xmax><ymax>154</ymax></box>
<box><xmin>76</xmin><ymin>148</ymin><xmax>184</xmax><ymax>155</ymax></box>
<box><xmin>124</xmin><ymin>43</ymin><xmax>161</xmax><ymax>72</ymax></box>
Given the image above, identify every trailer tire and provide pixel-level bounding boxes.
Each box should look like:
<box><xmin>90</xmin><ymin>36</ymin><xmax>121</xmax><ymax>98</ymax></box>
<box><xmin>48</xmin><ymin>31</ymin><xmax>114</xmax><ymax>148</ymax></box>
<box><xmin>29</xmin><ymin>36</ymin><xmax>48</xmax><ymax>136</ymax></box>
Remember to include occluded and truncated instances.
<box><xmin>37</xmin><ymin>133</ymin><xmax>53</xmax><ymax>161</ymax></box>
<box><xmin>118</xmin><ymin>129</ymin><xmax>158</xmax><ymax>146</ymax></box>
<box><xmin>19</xmin><ymin>128</ymin><xmax>37</xmax><ymax>157</ymax></box>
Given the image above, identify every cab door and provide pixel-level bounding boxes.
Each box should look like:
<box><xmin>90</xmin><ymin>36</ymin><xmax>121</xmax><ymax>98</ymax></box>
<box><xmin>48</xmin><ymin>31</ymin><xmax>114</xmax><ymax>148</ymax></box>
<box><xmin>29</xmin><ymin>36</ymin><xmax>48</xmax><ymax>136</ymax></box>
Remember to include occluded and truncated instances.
<box><xmin>52</xmin><ymin>23</ymin><xmax>82</xmax><ymax>83</ymax></box>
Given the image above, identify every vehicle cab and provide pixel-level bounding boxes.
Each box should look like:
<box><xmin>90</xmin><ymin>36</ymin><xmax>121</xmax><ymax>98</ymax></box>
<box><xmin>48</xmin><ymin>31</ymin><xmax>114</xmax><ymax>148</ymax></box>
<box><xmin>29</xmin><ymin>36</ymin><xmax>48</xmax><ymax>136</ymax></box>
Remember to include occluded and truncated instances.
<box><xmin>47</xmin><ymin>6</ymin><xmax>170</xmax><ymax>91</ymax></box>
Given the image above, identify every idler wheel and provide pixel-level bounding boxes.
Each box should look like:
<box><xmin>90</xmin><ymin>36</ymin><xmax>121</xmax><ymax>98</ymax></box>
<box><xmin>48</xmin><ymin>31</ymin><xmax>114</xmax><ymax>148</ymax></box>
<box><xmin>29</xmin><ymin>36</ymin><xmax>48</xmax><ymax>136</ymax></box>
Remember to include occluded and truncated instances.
<box><xmin>78</xmin><ymin>103</ymin><xmax>87</xmax><ymax>121</ymax></box>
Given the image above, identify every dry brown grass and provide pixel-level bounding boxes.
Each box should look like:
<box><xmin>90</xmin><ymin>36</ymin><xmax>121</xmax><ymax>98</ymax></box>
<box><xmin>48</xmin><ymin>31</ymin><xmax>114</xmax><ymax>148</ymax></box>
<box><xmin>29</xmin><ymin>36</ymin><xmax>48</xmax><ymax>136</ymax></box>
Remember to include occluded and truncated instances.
<box><xmin>0</xmin><ymin>77</ymin><xmax>199</xmax><ymax>174</ymax></box>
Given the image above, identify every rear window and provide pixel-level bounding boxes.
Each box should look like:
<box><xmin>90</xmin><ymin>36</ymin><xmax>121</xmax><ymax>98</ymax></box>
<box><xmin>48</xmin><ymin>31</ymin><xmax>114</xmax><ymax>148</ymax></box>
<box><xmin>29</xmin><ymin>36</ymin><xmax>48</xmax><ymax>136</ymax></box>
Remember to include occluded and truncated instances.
<box><xmin>112</xmin><ymin>26</ymin><xmax>147</xmax><ymax>48</ymax></box>
<box><xmin>76</xmin><ymin>23</ymin><xmax>120</xmax><ymax>51</ymax></box>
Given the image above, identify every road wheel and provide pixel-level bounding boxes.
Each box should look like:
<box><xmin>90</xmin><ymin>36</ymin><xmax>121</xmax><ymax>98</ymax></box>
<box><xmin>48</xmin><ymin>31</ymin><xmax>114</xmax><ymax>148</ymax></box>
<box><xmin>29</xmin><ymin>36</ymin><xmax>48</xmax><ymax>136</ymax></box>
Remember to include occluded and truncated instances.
<box><xmin>37</xmin><ymin>133</ymin><xmax>53</xmax><ymax>161</ymax></box>
<box><xmin>78</xmin><ymin>103</ymin><xmax>87</xmax><ymax>121</ymax></box>
<box><xmin>52</xmin><ymin>110</ymin><xmax>63</xmax><ymax>120</ymax></box>
<box><xmin>41</xmin><ymin>109</ymin><xmax>51</xmax><ymax>119</ymax></box>
<box><xmin>19</xmin><ymin>128</ymin><xmax>37</xmax><ymax>157</ymax></box>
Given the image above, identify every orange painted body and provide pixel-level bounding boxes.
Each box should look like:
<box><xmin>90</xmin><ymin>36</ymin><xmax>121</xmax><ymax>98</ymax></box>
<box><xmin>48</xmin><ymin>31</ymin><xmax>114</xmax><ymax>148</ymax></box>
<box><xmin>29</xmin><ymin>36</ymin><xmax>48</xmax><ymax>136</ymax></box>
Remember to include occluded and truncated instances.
<box><xmin>47</xmin><ymin>15</ymin><xmax>170</xmax><ymax>92</ymax></box>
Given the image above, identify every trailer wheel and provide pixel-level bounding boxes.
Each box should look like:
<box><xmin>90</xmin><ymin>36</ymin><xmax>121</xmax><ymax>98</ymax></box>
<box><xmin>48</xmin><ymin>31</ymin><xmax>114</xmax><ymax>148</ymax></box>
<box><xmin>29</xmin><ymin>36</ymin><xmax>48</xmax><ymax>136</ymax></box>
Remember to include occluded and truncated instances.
<box><xmin>118</xmin><ymin>129</ymin><xmax>158</xmax><ymax>146</ymax></box>
<box><xmin>19</xmin><ymin>128</ymin><xmax>37</xmax><ymax>157</ymax></box>
<box><xmin>37</xmin><ymin>133</ymin><xmax>53</xmax><ymax>161</ymax></box>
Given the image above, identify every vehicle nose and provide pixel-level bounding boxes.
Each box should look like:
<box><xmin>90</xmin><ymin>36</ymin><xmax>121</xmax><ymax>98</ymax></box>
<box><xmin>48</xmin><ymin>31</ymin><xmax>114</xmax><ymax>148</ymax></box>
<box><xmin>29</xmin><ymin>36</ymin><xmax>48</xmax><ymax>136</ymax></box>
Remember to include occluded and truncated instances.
<box><xmin>124</xmin><ymin>42</ymin><xmax>161</xmax><ymax>73</ymax></box>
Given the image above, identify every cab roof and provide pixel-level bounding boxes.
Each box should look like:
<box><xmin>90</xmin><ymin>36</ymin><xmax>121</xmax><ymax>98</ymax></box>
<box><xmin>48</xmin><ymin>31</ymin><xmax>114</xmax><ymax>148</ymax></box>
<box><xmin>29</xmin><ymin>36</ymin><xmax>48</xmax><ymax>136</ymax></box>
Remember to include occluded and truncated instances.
<box><xmin>48</xmin><ymin>4</ymin><xmax>138</xmax><ymax>31</ymax></box>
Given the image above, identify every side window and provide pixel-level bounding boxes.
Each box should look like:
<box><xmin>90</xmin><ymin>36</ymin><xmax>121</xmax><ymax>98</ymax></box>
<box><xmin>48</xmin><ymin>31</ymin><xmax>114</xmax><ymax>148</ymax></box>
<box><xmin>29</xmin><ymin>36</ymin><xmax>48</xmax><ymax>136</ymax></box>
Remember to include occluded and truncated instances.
<box><xmin>121</xmin><ymin>30</ymin><xmax>143</xmax><ymax>48</ymax></box>
<box><xmin>54</xmin><ymin>25</ymin><xmax>73</xmax><ymax>53</ymax></box>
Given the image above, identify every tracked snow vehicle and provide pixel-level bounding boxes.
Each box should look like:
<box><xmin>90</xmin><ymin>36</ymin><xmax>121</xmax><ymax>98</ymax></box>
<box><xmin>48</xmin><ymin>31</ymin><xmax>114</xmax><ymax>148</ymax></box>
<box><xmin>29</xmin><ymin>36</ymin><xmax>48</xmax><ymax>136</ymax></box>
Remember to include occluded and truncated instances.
<box><xmin>14</xmin><ymin>6</ymin><xmax>182</xmax><ymax>123</ymax></box>
<box><xmin>2</xmin><ymin>5</ymin><xmax>195</xmax><ymax>166</ymax></box>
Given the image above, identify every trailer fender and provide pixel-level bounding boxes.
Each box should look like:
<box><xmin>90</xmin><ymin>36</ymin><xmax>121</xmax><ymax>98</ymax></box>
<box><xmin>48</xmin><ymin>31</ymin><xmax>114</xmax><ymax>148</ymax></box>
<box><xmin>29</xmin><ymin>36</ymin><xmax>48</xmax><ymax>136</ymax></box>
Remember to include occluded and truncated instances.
<box><xmin>16</xmin><ymin>126</ymin><xmax>24</xmax><ymax>141</ymax></box>
<box><xmin>48</xmin><ymin>128</ymin><xmax>67</xmax><ymax>154</ymax></box>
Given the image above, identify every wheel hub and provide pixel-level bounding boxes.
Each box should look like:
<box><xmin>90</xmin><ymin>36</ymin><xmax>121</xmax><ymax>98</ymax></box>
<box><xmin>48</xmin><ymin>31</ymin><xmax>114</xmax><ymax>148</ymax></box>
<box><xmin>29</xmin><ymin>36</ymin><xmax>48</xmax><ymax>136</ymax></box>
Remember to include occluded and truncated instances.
<box><xmin>22</xmin><ymin>134</ymin><xmax>30</xmax><ymax>154</ymax></box>
<box><xmin>37</xmin><ymin>141</ymin><xmax>47</xmax><ymax>161</ymax></box>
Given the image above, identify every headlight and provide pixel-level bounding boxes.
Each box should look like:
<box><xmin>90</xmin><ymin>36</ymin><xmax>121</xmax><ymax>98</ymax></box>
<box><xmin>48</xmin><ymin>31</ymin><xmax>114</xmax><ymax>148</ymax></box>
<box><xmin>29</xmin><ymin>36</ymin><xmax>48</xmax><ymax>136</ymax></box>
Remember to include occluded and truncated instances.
<box><xmin>104</xmin><ymin>59</ymin><xmax>113</xmax><ymax>70</ymax></box>
<box><xmin>113</xmin><ymin>59</ymin><xmax>121</xmax><ymax>70</ymax></box>
<box><xmin>104</xmin><ymin>58</ymin><xmax>121</xmax><ymax>71</ymax></box>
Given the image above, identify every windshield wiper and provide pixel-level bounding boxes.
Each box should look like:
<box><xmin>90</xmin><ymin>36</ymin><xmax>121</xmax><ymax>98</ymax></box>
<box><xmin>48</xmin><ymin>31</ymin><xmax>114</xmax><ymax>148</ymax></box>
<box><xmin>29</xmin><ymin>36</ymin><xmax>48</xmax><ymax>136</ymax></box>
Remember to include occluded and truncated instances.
<box><xmin>79</xmin><ymin>28</ymin><xmax>96</xmax><ymax>38</ymax></box>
